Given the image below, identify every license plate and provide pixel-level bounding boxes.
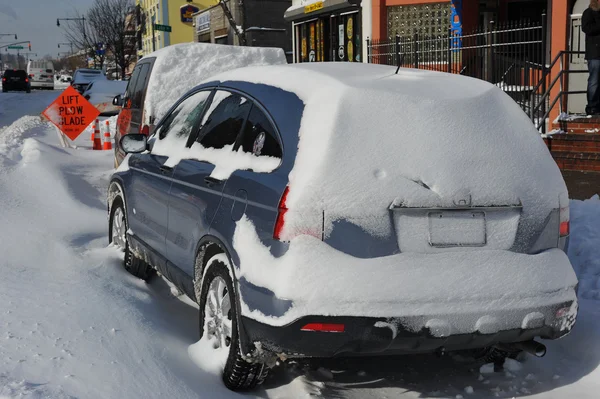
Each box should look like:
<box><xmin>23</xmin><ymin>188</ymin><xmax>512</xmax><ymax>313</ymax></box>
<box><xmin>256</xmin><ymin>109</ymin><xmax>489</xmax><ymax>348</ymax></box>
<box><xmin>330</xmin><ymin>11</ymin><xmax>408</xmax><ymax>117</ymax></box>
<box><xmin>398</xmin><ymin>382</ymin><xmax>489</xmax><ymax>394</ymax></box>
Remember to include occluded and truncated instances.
<box><xmin>429</xmin><ymin>211</ymin><xmax>486</xmax><ymax>247</ymax></box>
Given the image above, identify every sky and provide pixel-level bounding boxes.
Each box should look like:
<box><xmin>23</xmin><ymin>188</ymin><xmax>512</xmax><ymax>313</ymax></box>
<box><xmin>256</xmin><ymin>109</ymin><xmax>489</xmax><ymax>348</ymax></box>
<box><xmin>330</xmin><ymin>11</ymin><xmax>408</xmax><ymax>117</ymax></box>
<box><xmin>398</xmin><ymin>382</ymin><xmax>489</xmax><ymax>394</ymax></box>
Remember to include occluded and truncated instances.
<box><xmin>0</xmin><ymin>0</ymin><xmax>95</xmax><ymax>59</ymax></box>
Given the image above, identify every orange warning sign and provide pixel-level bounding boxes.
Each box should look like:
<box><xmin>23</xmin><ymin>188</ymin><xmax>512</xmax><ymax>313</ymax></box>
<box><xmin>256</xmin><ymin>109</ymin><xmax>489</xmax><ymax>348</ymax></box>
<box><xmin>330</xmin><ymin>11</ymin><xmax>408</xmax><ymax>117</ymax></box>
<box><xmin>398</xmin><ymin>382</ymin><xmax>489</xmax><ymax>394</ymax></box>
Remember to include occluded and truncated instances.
<box><xmin>42</xmin><ymin>86</ymin><xmax>101</xmax><ymax>141</ymax></box>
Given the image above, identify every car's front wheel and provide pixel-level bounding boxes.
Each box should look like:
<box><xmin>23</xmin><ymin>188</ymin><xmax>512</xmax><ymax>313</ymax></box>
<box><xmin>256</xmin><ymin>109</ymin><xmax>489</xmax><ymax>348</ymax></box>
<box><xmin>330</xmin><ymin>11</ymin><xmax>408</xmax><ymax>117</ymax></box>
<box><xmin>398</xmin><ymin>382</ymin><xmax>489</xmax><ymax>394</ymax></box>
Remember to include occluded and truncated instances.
<box><xmin>198</xmin><ymin>257</ymin><xmax>269</xmax><ymax>390</ymax></box>
<box><xmin>109</xmin><ymin>197</ymin><xmax>153</xmax><ymax>281</ymax></box>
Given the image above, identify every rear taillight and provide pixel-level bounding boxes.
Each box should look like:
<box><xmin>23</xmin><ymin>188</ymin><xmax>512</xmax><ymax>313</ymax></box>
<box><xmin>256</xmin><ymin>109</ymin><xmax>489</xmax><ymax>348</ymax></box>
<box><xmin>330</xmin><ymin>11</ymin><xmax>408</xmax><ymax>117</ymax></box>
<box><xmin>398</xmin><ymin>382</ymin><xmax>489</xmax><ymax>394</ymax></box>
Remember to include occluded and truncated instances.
<box><xmin>273</xmin><ymin>187</ymin><xmax>289</xmax><ymax>240</ymax></box>
<box><xmin>301</xmin><ymin>323</ymin><xmax>345</xmax><ymax>333</ymax></box>
<box><xmin>560</xmin><ymin>206</ymin><xmax>570</xmax><ymax>237</ymax></box>
<box><xmin>1</xmin><ymin>78</ymin><xmax>5</xmax><ymax>82</ymax></box>
<box><xmin>25</xmin><ymin>78</ymin><xmax>29</xmax><ymax>83</ymax></box>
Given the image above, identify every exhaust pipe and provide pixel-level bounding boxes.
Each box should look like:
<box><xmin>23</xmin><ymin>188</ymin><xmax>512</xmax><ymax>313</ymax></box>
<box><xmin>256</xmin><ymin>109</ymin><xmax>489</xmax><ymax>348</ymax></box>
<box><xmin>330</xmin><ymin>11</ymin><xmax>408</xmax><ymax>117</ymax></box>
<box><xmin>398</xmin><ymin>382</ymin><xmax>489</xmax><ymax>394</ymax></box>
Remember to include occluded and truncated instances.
<box><xmin>512</xmin><ymin>340</ymin><xmax>547</xmax><ymax>357</ymax></box>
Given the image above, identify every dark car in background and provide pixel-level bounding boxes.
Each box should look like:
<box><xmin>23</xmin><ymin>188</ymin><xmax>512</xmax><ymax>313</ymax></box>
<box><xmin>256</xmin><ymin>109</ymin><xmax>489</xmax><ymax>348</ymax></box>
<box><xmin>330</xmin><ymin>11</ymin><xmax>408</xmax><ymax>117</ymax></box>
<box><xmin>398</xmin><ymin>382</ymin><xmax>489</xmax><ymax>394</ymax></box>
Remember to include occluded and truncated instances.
<box><xmin>2</xmin><ymin>70</ymin><xmax>31</xmax><ymax>93</ymax></box>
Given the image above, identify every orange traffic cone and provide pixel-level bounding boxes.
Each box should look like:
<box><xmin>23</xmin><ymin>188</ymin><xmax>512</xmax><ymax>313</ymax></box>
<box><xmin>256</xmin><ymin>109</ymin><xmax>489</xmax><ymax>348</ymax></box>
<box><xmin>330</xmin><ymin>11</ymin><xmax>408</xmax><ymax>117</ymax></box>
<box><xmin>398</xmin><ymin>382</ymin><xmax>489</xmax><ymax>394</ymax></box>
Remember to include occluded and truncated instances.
<box><xmin>93</xmin><ymin>119</ymin><xmax>102</xmax><ymax>150</ymax></box>
<box><xmin>103</xmin><ymin>120</ymin><xmax>112</xmax><ymax>150</ymax></box>
<box><xmin>90</xmin><ymin>123</ymin><xmax>95</xmax><ymax>143</ymax></box>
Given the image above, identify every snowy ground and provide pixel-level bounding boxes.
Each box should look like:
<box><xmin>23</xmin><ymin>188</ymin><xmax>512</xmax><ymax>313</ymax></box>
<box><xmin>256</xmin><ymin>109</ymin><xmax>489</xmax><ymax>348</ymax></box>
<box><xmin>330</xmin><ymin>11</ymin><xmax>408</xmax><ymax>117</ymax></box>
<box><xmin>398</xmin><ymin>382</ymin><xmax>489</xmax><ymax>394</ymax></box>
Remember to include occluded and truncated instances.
<box><xmin>0</xmin><ymin>90</ymin><xmax>599</xmax><ymax>398</ymax></box>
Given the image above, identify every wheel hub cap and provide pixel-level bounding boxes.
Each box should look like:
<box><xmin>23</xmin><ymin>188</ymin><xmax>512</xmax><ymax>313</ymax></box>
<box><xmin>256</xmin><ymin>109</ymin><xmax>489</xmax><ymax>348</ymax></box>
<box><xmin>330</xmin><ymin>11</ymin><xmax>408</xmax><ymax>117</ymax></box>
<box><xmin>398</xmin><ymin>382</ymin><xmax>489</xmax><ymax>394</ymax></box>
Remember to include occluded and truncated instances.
<box><xmin>111</xmin><ymin>207</ymin><xmax>126</xmax><ymax>250</ymax></box>
<box><xmin>204</xmin><ymin>276</ymin><xmax>232</xmax><ymax>349</ymax></box>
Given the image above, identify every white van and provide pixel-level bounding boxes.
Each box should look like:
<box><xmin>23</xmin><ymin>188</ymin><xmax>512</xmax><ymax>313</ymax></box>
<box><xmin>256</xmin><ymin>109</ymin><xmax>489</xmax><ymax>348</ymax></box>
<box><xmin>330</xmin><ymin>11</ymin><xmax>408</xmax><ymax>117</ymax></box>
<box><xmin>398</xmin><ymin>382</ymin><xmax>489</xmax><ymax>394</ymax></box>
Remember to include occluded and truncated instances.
<box><xmin>27</xmin><ymin>60</ymin><xmax>55</xmax><ymax>90</ymax></box>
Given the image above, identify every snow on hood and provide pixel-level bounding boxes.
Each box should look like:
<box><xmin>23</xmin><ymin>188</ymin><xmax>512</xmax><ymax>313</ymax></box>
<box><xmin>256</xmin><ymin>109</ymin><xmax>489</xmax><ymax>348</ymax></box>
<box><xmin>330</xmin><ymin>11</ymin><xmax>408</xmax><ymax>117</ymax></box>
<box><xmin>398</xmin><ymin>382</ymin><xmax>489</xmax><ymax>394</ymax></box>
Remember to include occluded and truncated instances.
<box><xmin>143</xmin><ymin>43</ymin><xmax>287</xmax><ymax>124</ymax></box>
<box><xmin>211</xmin><ymin>63</ymin><xmax>568</xmax><ymax>238</ymax></box>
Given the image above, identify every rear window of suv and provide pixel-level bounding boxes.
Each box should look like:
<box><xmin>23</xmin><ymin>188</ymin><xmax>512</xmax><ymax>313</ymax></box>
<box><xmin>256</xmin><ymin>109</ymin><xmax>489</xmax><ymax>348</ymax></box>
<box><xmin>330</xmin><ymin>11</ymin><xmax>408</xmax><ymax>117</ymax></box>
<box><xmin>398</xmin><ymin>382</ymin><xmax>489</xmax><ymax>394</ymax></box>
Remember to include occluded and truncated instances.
<box><xmin>3</xmin><ymin>70</ymin><xmax>27</xmax><ymax>79</ymax></box>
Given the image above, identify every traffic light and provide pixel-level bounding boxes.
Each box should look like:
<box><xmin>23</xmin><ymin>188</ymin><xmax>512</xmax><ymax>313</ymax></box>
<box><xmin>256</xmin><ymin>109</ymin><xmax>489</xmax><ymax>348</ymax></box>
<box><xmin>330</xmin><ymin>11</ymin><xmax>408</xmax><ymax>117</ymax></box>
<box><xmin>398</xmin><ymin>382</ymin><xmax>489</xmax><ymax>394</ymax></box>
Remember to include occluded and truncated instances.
<box><xmin>28</xmin><ymin>43</ymin><xmax>31</xmax><ymax>51</ymax></box>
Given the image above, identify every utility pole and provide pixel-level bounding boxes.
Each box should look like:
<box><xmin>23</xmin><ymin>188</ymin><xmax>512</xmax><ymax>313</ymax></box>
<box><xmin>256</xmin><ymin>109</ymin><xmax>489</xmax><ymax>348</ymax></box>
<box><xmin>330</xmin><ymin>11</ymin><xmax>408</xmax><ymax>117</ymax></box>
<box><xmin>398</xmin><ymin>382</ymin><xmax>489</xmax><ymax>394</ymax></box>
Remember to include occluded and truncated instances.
<box><xmin>151</xmin><ymin>14</ymin><xmax>156</xmax><ymax>52</ymax></box>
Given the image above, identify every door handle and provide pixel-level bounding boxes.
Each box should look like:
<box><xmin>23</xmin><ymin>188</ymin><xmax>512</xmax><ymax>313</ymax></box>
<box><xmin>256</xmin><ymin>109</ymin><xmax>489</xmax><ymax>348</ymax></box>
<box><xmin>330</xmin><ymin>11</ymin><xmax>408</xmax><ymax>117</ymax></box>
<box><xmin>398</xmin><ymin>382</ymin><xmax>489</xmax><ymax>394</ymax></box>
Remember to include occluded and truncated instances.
<box><xmin>160</xmin><ymin>165</ymin><xmax>173</xmax><ymax>174</ymax></box>
<box><xmin>204</xmin><ymin>176</ymin><xmax>222</xmax><ymax>186</ymax></box>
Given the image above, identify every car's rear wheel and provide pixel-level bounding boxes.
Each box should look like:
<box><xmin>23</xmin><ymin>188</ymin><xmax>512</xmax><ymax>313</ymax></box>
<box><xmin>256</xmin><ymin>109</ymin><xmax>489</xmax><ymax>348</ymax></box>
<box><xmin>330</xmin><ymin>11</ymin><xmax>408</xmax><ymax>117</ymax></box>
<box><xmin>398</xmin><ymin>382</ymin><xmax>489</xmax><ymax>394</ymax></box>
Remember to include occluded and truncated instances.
<box><xmin>198</xmin><ymin>257</ymin><xmax>269</xmax><ymax>390</ymax></box>
<box><xmin>109</xmin><ymin>197</ymin><xmax>153</xmax><ymax>281</ymax></box>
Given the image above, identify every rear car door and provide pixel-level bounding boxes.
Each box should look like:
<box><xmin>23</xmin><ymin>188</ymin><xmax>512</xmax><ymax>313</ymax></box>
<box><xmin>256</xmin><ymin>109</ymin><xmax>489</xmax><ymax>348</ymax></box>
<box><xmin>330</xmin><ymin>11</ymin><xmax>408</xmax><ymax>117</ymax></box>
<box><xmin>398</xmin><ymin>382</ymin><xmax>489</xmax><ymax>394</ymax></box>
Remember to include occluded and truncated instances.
<box><xmin>209</xmin><ymin>103</ymin><xmax>287</xmax><ymax>251</ymax></box>
<box><xmin>166</xmin><ymin>90</ymin><xmax>253</xmax><ymax>276</ymax></box>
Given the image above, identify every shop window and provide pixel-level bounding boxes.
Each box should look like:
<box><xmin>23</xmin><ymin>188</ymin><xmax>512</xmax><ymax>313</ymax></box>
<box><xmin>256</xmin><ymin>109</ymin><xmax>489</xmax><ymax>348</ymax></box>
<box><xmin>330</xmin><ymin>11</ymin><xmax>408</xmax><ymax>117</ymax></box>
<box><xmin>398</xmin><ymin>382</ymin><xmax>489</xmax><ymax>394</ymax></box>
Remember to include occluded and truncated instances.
<box><xmin>387</xmin><ymin>4</ymin><xmax>450</xmax><ymax>39</ymax></box>
<box><xmin>387</xmin><ymin>4</ymin><xmax>450</xmax><ymax>63</ymax></box>
<box><xmin>295</xmin><ymin>12</ymin><xmax>359</xmax><ymax>63</ymax></box>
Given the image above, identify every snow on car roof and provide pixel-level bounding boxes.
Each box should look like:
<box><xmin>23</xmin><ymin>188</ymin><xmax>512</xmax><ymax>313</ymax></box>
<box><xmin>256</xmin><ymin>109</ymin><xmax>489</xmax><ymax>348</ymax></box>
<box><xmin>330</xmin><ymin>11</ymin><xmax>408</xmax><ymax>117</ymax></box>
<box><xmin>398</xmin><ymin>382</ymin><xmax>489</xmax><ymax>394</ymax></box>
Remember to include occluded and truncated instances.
<box><xmin>211</xmin><ymin>63</ymin><xmax>568</xmax><ymax>239</ymax></box>
<box><xmin>143</xmin><ymin>42</ymin><xmax>287</xmax><ymax>124</ymax></box>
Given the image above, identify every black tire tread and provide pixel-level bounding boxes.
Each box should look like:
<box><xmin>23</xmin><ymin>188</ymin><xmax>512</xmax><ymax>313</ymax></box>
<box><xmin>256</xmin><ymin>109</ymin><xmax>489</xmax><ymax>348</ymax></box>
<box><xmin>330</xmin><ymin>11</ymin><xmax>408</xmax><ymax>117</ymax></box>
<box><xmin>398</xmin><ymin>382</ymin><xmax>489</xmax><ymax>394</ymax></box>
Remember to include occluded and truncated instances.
<box><xmin>109</xmin><ymin>196</ymin><xmax>153</xmax><ymax>281</ymax></box>
<box><xmin>199</xmin><ymin>259</ymin><xmax>269</xmax><ymax>391</ymax></box>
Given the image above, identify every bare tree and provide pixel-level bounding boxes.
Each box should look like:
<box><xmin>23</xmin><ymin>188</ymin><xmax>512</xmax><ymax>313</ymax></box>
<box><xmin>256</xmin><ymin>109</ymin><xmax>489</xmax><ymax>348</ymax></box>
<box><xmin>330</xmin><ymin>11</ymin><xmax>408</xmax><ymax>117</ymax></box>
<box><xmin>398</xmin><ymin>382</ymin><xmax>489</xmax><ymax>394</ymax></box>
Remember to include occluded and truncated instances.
<box><xmin>88</xmin><ymin>0</ymin><xmax>136</xmax><ymax>79</ymax></box>
<box><xmin>61</xmin><ymin>9</ymin><xmax>107</xmax><ymax>69</ymax></box>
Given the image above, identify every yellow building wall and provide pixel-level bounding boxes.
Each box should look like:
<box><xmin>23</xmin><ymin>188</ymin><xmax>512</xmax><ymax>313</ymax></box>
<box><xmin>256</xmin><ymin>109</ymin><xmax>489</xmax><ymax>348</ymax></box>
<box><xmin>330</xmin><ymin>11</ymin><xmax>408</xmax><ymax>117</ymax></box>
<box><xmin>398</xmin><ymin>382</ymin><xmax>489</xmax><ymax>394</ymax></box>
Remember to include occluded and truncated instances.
<box><xmin>167</xmin><ymin>1</ymin><xmax>217</xmax><ymax>45</ymax></box>
<box><xmin>136</xmin><ymin>0</ymin><xmax>217</xmax><ymax>56</ymax></box>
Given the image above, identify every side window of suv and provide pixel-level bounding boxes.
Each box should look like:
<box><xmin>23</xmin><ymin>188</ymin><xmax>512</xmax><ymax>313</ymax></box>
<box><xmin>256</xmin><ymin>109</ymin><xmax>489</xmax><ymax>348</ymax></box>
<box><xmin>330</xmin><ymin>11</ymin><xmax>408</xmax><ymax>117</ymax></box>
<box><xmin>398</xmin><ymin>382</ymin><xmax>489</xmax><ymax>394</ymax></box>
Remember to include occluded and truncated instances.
<box><xmin>130</xmin><ymin>63</ymin><xmax>150</xmax><ymax>109</ymax></box>
<box><xmin>196</xmin><ymin>91</ymin><xmax>252</xmax><ymax>149</ymax></box>
<box><xmin>237</xmin><ymin>106</ymin><xmax>282</xmax><ymax>159</ymax></box>
<box><xmin>123</xmin><ymin>65</ymin><xmax>141</xmax><ymax>108</ymax></box>
<box><xmin>154</xmin><ymin>90</ymin><xmax>212</xmax><ymax>144</ymax></box>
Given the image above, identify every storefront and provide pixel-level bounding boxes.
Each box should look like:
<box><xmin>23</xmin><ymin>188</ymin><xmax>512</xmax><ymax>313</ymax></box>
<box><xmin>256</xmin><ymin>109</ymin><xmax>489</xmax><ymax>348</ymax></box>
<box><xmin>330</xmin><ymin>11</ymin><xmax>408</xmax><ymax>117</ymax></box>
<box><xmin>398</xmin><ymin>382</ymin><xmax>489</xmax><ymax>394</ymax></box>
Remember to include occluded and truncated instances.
<box><xmin>284</xmin><ymin>0</ymin><xmax>364</xmax><ymax>63</ymax></box>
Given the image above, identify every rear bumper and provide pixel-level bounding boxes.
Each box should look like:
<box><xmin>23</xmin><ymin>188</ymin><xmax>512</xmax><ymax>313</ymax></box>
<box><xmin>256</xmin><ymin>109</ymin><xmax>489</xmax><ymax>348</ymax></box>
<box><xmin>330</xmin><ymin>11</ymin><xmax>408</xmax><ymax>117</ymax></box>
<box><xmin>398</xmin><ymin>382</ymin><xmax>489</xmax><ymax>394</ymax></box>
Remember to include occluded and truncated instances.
<box><xmin>240</xmin><ymin>297</ymin><xmax>577</xmax><ymax>358</ymax></box>
<box><xmin>31</xmin><ymin>81</ymin><xmax>54</xmax><ymax>88</ymax></box>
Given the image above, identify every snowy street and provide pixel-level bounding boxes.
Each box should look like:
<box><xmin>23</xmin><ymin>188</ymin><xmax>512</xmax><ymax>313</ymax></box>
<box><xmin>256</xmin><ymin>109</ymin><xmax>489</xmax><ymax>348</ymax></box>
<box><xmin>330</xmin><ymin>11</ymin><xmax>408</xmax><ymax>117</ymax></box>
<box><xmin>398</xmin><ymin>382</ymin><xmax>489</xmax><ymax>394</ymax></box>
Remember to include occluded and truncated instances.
<box><xmin>0</xmin><ymin>90</ymin><xmax>599</xmax><ymax>398</ymax></box>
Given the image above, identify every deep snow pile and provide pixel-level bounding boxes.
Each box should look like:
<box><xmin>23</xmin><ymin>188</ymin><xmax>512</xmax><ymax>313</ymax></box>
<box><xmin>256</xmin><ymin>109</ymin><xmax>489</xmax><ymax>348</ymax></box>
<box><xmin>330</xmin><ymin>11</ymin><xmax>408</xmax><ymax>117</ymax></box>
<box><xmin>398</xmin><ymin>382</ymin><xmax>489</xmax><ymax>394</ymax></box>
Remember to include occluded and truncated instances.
<box><xmin>568</xmin><ymin>195</ymin><xmax>600</xmax><ymax>299</ymax></box>
<box><xmin>143</xmin><ymin>43</ymin><xmax>287</xmax><ymax>124</ymax></box>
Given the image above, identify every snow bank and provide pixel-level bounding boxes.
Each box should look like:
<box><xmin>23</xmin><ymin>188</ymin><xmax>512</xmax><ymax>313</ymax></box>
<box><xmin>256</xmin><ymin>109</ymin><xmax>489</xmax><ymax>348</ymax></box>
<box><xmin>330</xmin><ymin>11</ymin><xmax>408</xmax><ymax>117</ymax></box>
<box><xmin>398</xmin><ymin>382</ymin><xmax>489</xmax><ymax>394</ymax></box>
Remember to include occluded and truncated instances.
<box><xmin>568</xmin><ymin>196</ymin><xmax>600</xmax><ymax>299</ymax></box>
<box><xmin>143</xmin><ymin>43</ymin><xmax>287</xmax><ymax>124</ymax></box>
<box><xmin>211</xmin><ymin>63</ymin><xmax>567</xmax><ymax>240</ymax></box>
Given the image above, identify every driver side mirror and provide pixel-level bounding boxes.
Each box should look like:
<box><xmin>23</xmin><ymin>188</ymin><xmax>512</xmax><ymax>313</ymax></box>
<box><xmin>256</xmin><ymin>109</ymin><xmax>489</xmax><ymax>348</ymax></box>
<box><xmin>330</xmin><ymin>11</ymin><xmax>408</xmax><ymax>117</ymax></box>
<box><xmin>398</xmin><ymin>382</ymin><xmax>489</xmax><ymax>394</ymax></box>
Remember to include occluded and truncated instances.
<box><xmin>120</xmin><ymin>134</ymin><xmax>148</xmax><ymax>154</ymax></box>
<box><xmin>113</xmin><ymin>94</ymin><xmax>124</xmax><ymax>107</ymax></box>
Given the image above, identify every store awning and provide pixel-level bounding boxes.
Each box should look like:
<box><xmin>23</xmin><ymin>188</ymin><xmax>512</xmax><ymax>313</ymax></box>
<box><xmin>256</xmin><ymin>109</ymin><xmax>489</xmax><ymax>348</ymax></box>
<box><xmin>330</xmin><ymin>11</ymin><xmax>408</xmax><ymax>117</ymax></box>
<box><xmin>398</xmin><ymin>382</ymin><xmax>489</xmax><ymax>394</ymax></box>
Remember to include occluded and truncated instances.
<box><xmin>284</xmin><ymin>0</ymin><xmax>361</xmax><ymax>22</ymax></box>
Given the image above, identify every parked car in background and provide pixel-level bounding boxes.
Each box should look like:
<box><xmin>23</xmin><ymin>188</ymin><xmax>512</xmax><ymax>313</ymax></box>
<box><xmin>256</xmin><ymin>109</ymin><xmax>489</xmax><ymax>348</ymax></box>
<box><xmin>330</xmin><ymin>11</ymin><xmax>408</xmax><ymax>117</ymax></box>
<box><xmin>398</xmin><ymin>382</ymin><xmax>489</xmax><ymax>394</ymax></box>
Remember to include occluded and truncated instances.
<box><xmin>108</xmin><ymin>63</ymin><xmax>578</xmax><ymax>391</ymax></box>
<box><xmin>2</xmin><ymin>69</ymin><xmax>31</xmax><ymax>93</ymax></box>
<box><xmin>82</xmin><ymin>80</ymin><xmax>128</xmax><ymax>116</ymax></box>
<box><xmin>57</xmin><ymin>74</ymin><xmax>72</xmax><ymax>83</ymax></box>
<box><xmin>111</xmin><ymin>42</ymin><xmax>287</xmax><ymax>168</ymax></box>
<box><xmin>71</xmin><ymin>68</ymin><xmax>106</xmax><ymax>94</ymax></box>
<box><xmin>27</xmin><ymin>60</ymin><xmax>55</xmax><ymax>90</ymax></box>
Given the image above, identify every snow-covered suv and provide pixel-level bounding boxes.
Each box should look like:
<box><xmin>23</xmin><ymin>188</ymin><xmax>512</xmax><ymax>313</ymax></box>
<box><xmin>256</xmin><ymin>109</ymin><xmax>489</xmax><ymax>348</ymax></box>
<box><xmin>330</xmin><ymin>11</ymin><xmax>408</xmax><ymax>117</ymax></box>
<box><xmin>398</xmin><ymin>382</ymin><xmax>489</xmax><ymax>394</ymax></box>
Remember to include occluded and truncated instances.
<box><xmin>108</xmin><ymin>63</ymin><xmax>578</xmax><ymax>391</ymax></box>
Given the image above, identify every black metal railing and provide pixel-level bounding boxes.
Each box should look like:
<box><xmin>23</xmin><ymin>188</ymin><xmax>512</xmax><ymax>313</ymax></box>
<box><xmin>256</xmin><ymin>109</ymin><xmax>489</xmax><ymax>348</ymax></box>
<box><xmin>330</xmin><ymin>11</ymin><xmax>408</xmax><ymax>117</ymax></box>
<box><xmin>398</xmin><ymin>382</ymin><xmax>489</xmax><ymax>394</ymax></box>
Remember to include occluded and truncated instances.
<box><xmin>531</xmin><ymin>50</ymin><xmax>587</xmax><ymax>134</ymax></box>
<box><xmin>367</xmin><ymin>16</ymin><xmax>547</xmax><ymax>122</ymax></box>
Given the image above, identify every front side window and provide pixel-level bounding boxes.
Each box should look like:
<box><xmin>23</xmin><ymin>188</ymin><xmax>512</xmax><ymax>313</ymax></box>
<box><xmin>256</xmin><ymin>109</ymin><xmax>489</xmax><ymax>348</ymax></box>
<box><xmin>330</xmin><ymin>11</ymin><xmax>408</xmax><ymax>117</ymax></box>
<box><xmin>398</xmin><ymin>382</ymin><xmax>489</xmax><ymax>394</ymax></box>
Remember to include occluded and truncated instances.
<box><xmin>130</xmin><ymin>63</ymin><xmax>150</xmax><ymax>108</ymax></box>
<box><xmin>153</xmin><ymin>90</ymin><xmax>212</xmax><ymax>150</ymax></box>
<box><xmin>123</xmin><ymin>64</ymin><xmax>141</xmax><ymax>107</ymax></box>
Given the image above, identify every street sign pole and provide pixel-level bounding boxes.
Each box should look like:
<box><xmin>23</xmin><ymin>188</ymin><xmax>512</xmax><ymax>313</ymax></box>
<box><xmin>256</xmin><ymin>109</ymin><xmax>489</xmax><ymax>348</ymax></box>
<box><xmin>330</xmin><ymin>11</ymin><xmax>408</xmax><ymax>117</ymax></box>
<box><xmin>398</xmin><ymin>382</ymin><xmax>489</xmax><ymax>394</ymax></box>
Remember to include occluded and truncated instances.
<box><xmin>152</xmin><ymin>16</ymin><xmax>156</xmax><ymax>52</ymax></box>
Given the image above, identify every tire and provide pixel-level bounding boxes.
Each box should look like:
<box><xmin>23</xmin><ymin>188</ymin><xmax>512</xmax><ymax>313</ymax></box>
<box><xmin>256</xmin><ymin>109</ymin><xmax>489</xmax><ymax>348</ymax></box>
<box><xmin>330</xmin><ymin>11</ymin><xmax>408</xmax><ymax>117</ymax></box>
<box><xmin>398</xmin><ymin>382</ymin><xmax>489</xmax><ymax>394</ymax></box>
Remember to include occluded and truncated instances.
<box><xmin>198</xmin><ymin>257</ymin><xmax>269</xmax><ymax>391</ymax></box>
<box><xmin>109</xmin><ymin>197</ymin><xmax>153</xmax><ymax>281</ymax></box>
